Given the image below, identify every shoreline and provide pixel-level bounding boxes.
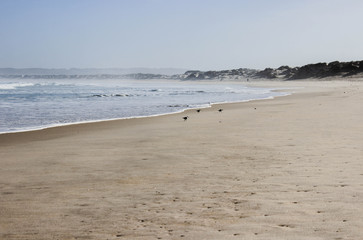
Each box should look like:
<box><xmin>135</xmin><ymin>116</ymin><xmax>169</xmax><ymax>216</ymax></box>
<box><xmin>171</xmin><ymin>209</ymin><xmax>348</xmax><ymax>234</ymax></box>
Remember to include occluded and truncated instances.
<box><xmin>1</xmin><ymin>80</ymin><xmax>363</xmax><ymax>239</ymax></box>
<box><xmin>0</xmin><ymin>85</ymin><xmax>289</xmax><ymax>136</ymax></box>
<box><xmin>0</xmin><ymin>93</ymin><xmax>289</xmax><ymax>147</ymax></box>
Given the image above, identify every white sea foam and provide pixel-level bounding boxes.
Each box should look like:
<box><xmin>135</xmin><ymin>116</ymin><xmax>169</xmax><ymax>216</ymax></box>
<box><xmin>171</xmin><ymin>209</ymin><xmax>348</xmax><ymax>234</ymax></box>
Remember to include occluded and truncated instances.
<box><xmin>0</xmin><ymin>82</ymin><xmax>35</xmax><ymax>89</ymax></box>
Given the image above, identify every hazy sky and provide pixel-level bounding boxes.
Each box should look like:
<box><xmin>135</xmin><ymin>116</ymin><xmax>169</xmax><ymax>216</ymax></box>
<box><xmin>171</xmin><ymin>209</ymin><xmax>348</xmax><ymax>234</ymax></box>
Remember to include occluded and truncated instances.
<box><xmin>1</xmin><ymin>0</ymin><xmax>363</xmax><ymax>70</ymax></box>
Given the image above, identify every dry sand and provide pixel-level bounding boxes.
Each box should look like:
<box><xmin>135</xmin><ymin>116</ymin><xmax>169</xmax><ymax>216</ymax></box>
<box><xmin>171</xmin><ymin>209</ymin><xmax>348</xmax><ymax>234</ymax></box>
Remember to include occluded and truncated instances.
<box><xmin>0</xmin><ymin>80</ymin><xmax>363</xmax><ymax>240</ymax></box>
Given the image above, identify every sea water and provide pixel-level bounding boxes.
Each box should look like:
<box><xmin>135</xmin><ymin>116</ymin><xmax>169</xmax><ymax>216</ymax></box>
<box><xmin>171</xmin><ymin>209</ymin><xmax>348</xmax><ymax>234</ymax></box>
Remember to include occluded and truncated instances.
<box><xmin>0</xmin><ymin>79</ymin><xmax>288</xmax><ymax>133</ymax></box>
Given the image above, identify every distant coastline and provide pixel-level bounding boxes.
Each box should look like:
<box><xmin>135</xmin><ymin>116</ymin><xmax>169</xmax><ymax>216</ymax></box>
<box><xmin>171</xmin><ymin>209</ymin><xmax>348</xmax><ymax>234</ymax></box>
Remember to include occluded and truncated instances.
<box><xmin>1</xmin><ymin>60</ymin><xmax>363</xmax><ymax>80</ymax></box>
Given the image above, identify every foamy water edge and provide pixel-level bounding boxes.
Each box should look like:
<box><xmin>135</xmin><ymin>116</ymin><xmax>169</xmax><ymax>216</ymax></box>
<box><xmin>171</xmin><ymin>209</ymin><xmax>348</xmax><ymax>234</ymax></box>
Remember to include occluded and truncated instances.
<box><xmin>0</xmin><ymin>92</ymin><xmax>291</xmax><ymax>135</ymax></box>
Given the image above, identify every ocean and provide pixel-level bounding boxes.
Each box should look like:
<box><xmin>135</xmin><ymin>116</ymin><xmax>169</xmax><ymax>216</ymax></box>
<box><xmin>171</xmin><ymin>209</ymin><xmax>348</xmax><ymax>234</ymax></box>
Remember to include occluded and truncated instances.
<box><xmin>0</xmin><ymin>79</ymin><xmax>288</xmax><ymax>134</ymax></box>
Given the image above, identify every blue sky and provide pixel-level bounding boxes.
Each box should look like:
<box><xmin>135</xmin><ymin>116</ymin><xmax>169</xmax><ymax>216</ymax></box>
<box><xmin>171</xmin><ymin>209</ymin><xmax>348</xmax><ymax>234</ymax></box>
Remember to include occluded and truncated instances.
<box><xmin>1</xmin><ymin>0</ymin><xmax>363</xmax><ymax>70</ymax></box>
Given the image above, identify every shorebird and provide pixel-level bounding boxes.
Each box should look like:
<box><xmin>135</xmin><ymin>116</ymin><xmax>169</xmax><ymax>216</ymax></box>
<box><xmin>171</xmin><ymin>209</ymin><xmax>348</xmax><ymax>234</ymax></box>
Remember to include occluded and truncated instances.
<box><xmin>196</xmin><ymin>109</ymin><xmax>201</xmax><ymax>113</ymax></box>
<box><xmin>183</xmin><ymin>116</ymin><xmax>189</xmax><ymax>121</ymax></box>
<box><xmin>218</xmin><ymin>109</ymin><xmax>223</xmax><ymax>112</ymax></box>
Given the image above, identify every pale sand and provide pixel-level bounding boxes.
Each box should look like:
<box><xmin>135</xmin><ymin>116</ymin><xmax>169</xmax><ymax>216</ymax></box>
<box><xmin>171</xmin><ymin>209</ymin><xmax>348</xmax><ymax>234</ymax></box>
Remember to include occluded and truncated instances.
<box><xmin>1</xmin><ymin>80</ymin><xmax>363</xmax><ymax>240</ymax></box>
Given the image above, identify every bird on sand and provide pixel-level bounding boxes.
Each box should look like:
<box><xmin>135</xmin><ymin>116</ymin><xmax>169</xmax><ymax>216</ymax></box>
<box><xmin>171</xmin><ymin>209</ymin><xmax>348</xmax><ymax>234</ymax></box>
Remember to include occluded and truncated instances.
<box><xmin>183</xmin><ymin>116</ymin><xmax>189</xmax><ymax>121</ymax></box>
<box><xmin>196</xmin><ymin>109</ymin><xmax>201</xmax><ymax>113</ymax></box>
<box><xmin>218</xmin><ymin>109</ymin><xmax>223</xmax><ymax>112</ymax></box>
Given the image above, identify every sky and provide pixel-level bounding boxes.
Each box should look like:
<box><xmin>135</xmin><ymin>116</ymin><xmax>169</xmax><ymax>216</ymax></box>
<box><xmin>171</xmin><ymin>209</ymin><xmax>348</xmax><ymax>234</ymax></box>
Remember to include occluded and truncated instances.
<box><xmin>1</xmin><ymin>0</ymin><xmax>363</xmax><ymax>70</ymax></box>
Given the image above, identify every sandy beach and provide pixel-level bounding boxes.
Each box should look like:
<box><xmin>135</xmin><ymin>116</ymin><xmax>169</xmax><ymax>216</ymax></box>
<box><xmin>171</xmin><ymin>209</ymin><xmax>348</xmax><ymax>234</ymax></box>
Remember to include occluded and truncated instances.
<box><xmin>1</xmin><ymin>80</ymin><xmax>363</xmax><ymax>240</ymax></box>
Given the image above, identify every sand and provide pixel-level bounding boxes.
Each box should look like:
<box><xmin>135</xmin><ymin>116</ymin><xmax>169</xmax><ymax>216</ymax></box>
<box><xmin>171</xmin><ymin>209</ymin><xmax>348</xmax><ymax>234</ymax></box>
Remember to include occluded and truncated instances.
<box><xmin>1</xmin><ymin>80</ymin><xmax>363</xmax><ymax>240</ymax></box>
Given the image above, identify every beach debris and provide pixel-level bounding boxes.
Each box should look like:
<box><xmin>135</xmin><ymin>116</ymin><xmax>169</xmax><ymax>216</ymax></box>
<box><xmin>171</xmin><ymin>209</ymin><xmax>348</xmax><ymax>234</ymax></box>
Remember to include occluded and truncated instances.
<box><xmin>196</xmin><ymin>109</ymin><xmax>201</xmax><ymax>112</ymax></box>
<box><xmin>218</xmin><ymin>108</ymin><xmax>223</xmax><ymax>112</ymax></box>
<box><xmin>183</xmin><ymin>116</ymin><xmax>189</xmax><ymax>121</ymax></box>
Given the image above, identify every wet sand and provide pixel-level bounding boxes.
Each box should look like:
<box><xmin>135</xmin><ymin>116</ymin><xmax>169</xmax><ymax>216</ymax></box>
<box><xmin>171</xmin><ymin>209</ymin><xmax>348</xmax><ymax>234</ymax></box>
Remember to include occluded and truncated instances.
<box><xmin>1</xmin><ymin>80</ymin><xmax>363</xmax><ymax>239</ymax></box>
